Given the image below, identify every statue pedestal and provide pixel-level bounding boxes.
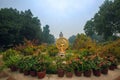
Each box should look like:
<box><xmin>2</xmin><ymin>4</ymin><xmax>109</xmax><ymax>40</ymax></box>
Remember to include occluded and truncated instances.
<box><xmin>58</xmin><ymin>53</ymin><xmax>65</xmax><ymax>58</ymax></box>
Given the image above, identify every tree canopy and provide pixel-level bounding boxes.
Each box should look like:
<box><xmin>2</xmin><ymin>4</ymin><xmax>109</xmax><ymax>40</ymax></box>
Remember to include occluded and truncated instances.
<box><xmin>68</xmin><ymin>35</ymin><xmax>76</xmax><ymax>45</ymax></box>
<box><xmin>42</xmin><ymin>25</ymin><xmax>55</xmax><ymax>44</ymax></box>
<box><xmin>0</xmin><ymin>8</ymin><xmax>55</xmax><ymax>48</ymax></box>
<box><xmin>84</xmin><ymin>0</ymin><xmax>120</xmax><ymax>41</ymax></box>
<box><xmin>73</xmin><ymin>33</ymin><xmax>96</xmax><ymax>51</ymax></box>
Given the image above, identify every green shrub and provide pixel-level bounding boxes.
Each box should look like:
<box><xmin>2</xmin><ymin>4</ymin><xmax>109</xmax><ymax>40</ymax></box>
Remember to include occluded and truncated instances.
<box><xmin>113</xmin><ymin>47</ymin><xmax>120</xmax><ymax>62</ymax></box>
<box><xmin>2</xmin><ymin>49</ymin><xmax>20</xmax><ymax>61</ymax></box>
<box><xmin>2</xmin><ymin>49</ymin><xmax>21</xmax><ymax>68</ymax></box>
<box><xmin>22</xmin><ymin>46</ymin><xmax>35</xmax><ymax>55</ymax></box>
<box><xmin>4</xmin><ymin>54</ymin><xmax>21</xmax><ymax>67</ymax></box>
<box><xmin>21</xmin><ymin>56</ymin><xmax>32</xmax><ymax>71</ymax></box>
<box><xmin>82</xmin><ymin>60</ymin><xmax>92</xmax><ymax>71</ymax></box>
<box><xmin>46</xmin><ymin>64</ymin><xmax>57</xmax><ymax>74</ymax></box>
<box><xmin>47</xmin><ymin>45</ymin><xmax>58</xmax><ymax>57</ymax></box>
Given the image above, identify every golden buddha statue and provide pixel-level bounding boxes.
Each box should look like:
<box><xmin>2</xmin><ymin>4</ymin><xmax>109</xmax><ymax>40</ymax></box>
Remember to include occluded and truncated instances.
<box><xmin>56</xmin><ymin>32</ymin><xmax>69</xmax><ymax>55</ymax></box>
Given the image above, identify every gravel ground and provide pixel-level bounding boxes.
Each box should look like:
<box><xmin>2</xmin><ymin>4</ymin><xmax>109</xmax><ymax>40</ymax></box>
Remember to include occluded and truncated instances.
<box><xmin>0</xmin><ymin>68</ymin><xmax>120</xmax><ymax>80</ymax></box>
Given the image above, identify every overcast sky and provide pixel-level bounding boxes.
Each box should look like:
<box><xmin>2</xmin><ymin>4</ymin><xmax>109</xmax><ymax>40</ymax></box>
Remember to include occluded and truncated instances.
<box><xmin>0</xmin><ymin>0</ymin><xmax>105</xmax><ymax>38</ymax></box>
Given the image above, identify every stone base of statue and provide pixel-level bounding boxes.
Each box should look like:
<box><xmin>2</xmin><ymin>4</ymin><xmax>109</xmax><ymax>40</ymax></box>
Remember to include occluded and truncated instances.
<box><xmin>58</xmin><ymin>53</ymin><xmax>65</xmax><ymax>58</ymax></box>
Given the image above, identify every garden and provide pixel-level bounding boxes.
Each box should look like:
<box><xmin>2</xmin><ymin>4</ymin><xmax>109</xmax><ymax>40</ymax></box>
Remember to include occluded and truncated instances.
<box><xmin>0</xmin><ymin>36</ymin><xmax>120</xmax><ymax>79</ymax></box>
<box><xmin>0</xmin><ymin>0</ymin><xmax>120</xmax><ymax>79</ymax></box>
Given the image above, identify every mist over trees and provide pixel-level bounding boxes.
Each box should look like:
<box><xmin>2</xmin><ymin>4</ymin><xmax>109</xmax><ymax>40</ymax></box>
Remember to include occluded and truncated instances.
<box><xmin>84</xmin><ymin>0</ymin><xmax>120</xmax><ymax>42</ymax></box>
<box><xmin>42</xmin><ymin>25</ymin><xmax>55</xmax><ymax>44</ymax></box>
<box><xmin>0</xmin><ymin>8</ymin><xmax>55</xmax><ymax>48</ymax></box>
<box><xmin>68</xmin><ymin>35</ymin><xmax>76</xmax><ymax>45</ymax></box>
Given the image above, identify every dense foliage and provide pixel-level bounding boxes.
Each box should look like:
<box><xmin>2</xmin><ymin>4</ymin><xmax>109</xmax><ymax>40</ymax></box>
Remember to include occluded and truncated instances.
<box><xmin>0</xmin><ymin>8</ymin><xmax>55</xmax><ymax>49</ymax></box>
<box><xmin>42</xmin><ymin>25</ymin><xmax>55</xmax><ymax>44</ymax></box>
<box><xmin>1</xmin><ymin>46</ymin><xmax>118</xmax><ymax>75</ymax></box>
<box><xmin>72</xmin><ymin>33</ymin><xmax>120</xmax><ymax>62</ymax></box>
<box><xmin>1</xmin><ymin>35</ymin><xmax>119</xmax><ymax>76</ymax></box>
<box><xmin>73</xmin><ymin>34</ymin><xmax>96</xmax><ymax>53</ymax></box>
<box><xmin>84</xmin><ymin>0</ymin><xmax>120</xmax><ymax>41</ymax></box>
<box><xmin>68</xmin><ymin>35</ymin><xmax>76</xmax><ymax>45</ymax></box>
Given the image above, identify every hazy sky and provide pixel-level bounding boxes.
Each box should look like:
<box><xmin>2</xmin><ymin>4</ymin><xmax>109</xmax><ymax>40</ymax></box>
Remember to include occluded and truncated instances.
<box><xmin>0</xmin><ymin>0</ymin><xmax>105</xmax><ymax>38</ymax></box>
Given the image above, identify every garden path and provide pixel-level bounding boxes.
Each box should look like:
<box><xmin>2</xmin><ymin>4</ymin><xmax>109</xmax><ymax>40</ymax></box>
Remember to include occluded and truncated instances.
<box><xmin>0</xmin><ymin>67</ymin><xmax>120</xmax><ymax>80</ymax></box>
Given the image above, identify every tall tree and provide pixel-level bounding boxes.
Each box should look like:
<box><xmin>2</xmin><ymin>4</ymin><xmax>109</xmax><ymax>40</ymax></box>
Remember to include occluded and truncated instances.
<box><xmin>48</xmin><ymin>34</ymin><xmax>55</xmax><ymax>44</ymax></box>
<box><xmin>20</xmin><ymin>10</ymin><xmax>42</xmax><ymax>42</ymax></box>
<box><xmin>0</xmin><ymin>8</ymin><xmax>42</xmax><ymax>48</ymax></box>
<box><xmin>84</xmin><ymin>19</ymin><xmax>95</xmax><ymax>39</ymax></box>
<box><xmin>68</xmin><ymin>35</ymin><xmax>76</xmax><ymax>45</ymax></box>
<box><xmin>73</xmin><ymin>34</ymin><xmax>94</xmax><ymax>50</ymax></box>
<box><xmin>112</xmin><ymin>0</ymin><xmax>120</xmax><ymax>33</ymax></box>
<box><xmin>42</xmin><ymin>25</ymin><xmax>55</xmax><ymax>44</ymax></box>
<box><xmin>84</xmin><ymin>0</ymin><xmax>120</xmax><ymax>41</ymax></box>
<box><xmin>42</xmin><ymin>25</ymin><xmax>50</xmax><ymax>43</ymax></box>
<box><xmin>94</xmin><ymin>0</ymin><xmax>114</xmax><ymax>40</ymax></box>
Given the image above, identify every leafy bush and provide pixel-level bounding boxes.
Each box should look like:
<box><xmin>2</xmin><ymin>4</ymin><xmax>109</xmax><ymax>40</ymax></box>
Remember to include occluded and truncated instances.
<box><xmin>82</xmin><ymin>60</ymin><xmax>92</xmax><ymax>71</ymax></box>
<box><xmin>47</xmin><ymin>45</ymin><xmax>58</xmax><ymax>57</ymax></box>
<box><xmin>65</xmin><ymin>63</ymin><xmax>74</xmax><ymax>72</ymax></box>
<box><xmin>72</xmin><ymin>59</ymin><xmax>83</xmax><ymax>71</ymax></box>
<box><xmin>21</xmin><ymin>56</ymin><xmax>32</xmax><ymax>71</ymax></box>
<box><xmin>4</xmin><ymin>54</ymin><xmax>21</xmax><ymax>67</ymax></box>
<box><xmin>113</xmin><ymin>47</ymin><xmax>120</xmax><ymax>62</ymax></box>
<box><xmin>34</xmin><ymin>54</ymin><xmax>52</xmax><ymax>72</ymax></box>
<box><xmin>100</xmin><ymin>39</ymin><xmax>120</xmax><ymax>62</ymax></box>
<box><xmin>2</xmin><ymin>49</ymin><xmax>20</xmax><ymax>61</ymax></box>
<box><xmin>73</xmin><ymin>34</ymin><xmax>96</xmax><ymax>51</ymax></box>
<box><xmin>46</xmin><ymin>63</ymin><xmax>57</xmax><ymax>74</ymax></box>
<box><xmin>91</xmin><ymin>56</ymin><xmax>103</xmax><ymax>70</ymax></box>
<box><xmin>56</xmin><ymin>56</ymin><xmax>66</xmax><ymax>70</ymax></box>
<box><xmin>22</xmin><ymin>46</ymin><xmax>35</xmax><ymax>55</ymax></box>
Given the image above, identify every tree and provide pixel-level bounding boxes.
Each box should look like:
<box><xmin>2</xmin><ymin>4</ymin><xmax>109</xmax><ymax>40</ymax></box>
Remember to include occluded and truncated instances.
<box><xmin>84</xmin><ymin>19</ymin><xmax>95</xmax><ymax>39</ymax></box>
<box><xmin>94</xmin><ymin>0</ymin><xmax>114</xmax><ymax>40</ymax></box>
<box><xmin>0</xmin><ymin>8</ymin><xmax>42</xmax><ymax>48</ymax></box>
<box><xmin>42</xmin><ymin>25</ymin><xmax>55</xmax><ymax>44</ymax></box>
<box><xmin>42</xmin><ymin>25</ymin><xmax>50</xmax><ymax>43</ymax></box>
<box><xmin>112</xmin><ymin>0</ymin><xmax>120</xmax><ymax>33</ymax></box>
<box><xmin>84</xmin><ymin>0</ymin><xmax>120</xmax><ymax>41</ymax></box>
<box><xmin>73</xmin><ymin>34</ymin><xmax>93</xmax><ymax>50</ymax></box>
<box><xmin>48</xmin><ymin>34</ymin><xmax>55</xmax><ymax>44</ymax></box>
<box><xmin>68</xmin><ymin>35</ymin><xmax>76</xmax><ymax>45</ymax></box>
<box><xmin>84</xmin><ymin>18</ymin><xmax>104</xmax><ymax>42</ymax></box>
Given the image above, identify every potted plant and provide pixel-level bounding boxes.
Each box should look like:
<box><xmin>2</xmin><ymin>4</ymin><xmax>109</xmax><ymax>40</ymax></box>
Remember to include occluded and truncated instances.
<box><xmin>5</xmin><ymin>55</ymin><xmax>20</xmax><ymax>72</ymax></box>
<box><xmin>56</xmin><ymin>57</ymin><xmax>65</xmax><ymax>77</ymax></box>
<box><xmin>17</xmin><ymin>57</ymin><xmax>24</xmax><ymax>73</ymax></box>
<box><xmin>65</xmin><ymin>60</ymin><xmax>74</xmax><ymax>78</ymax></box>
<box><xmin>101</xmin><ymin>61</ymin><xmax>110</xmax><ymax>75</ymax></box>
<box><xmin>3</xmin><ymin>49</ymin><xmax>20</xmax><ymax>72</ymax></box>
<box><xmin>35</xmin><ymin>61</ymin><xmax>46</xmax><ymax>79</ymax></box>
<box><xmin>108</xmin><ymin>55</ymin><xmax>118</xmax><ymax>70</ymax></box>
<box><xmin>35</xmin><ymin>54</ymin><xmax>50</xmax><ymax>79</ymax></box>
<box><xmin>22</xmin><ymin>56</ymin><xmax>32</xmax><ymax>75</ymax></box>
<box><xmin>29</xmin><ymin>56</ymin><xmax>38</xmax><ymax>77</ymax></box>
<box><xmin>92</xmin><ymin>56</ymin><xmax>102</xmax><ymax>77</ymax></box>
<box><xmin>46</xmin><ymin>56</ymin><xmax>57</xmax><ymax>74</ymax></box>
<box><xmin>82</xmin><ymin>60</ymin><xmax>92</xmax><ymax>77</ymax></box>
<box><xmin>92</xmin><ymin>63</ymin><xmax>101</xmax><ymax>76</ymax></box>
<box><xmin>72</xmin><ymin>59</ymin><xmax>83</xmax><ymax>77</ymax></box>
<box><xmin>65</xmin><ymin>64</ymin><xmax>74</xmax><ymax>78</ymax></box>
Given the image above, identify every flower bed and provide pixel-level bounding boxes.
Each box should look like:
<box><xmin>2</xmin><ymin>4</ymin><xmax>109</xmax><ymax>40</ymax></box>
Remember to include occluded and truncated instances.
<box><xmin>2</xmin><ymin>48</ymin><xmax>119</xmax><ymax>79</ymax></box>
